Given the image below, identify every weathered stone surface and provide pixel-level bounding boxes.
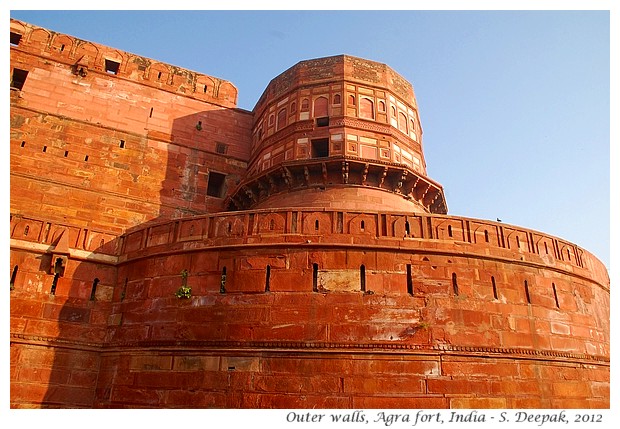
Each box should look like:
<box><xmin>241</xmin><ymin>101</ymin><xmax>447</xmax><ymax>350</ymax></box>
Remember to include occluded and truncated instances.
<box><xmin>10</xmin><ymin>18</ymin><xmax>609</xmax><ymax>409</ymax></box>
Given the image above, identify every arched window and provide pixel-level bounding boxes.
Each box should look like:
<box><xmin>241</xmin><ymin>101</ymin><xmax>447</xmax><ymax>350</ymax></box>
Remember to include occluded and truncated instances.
<box><xmin>398</xmin><ymin>112</ymin><xmax>408</xmax><ymax>133</ymax></box>
<box><xmin>301</xmin><ymin>98</ymin><xmax>310</xmax><ymax>111</ymax></box>
<box><xmin>268</xmin><ymin>114</ymin><xmax>275</xmax><ymax>126</ymax></box>
<box><xmin>314</xmin><ymin>96</ymin><xmax>329</xmax><ymax>118</ymax></box>
<box><xmin>359</xmin><ymin>98</ymin><xmax>374</xmax><ymax>119</ymax></box>
<box><xmin>333</xmin><ymin>94</ymin><xmax>341</xmax><ymax>104</ymax></box>
<box><xmin>378</xmin><ymin>100</ymin><xmax>386</xmax><ymax>112</ymax></box>
<box><xmin>290</xmin><ymin>102</ymin><xmax>296</xmax><ymax>114</ymax></box>
<box><xmin>348</xmin><ymin>94</ymin><xmax>355</xmax><ymax>106</ymax></box>
<box><xmin>276</xmin><ymin>108</ymin><xmax>287</xmax><ymax>130</ymax></box>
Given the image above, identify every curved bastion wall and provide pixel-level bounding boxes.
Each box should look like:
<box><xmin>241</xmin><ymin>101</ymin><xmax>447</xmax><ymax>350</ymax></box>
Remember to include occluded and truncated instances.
<box><xmin>10</xmin><ymin>209</ymin><xmax>609</xmax><ymax>408</ymax></box>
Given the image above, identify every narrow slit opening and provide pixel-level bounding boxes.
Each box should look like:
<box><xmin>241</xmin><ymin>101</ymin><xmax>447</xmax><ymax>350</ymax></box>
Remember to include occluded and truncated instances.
<box><xmin>312</xmin><ymin>263</ymin><xmax>318</xmax><ymax>292</ymax></box>
<box><xmin>360</xmin><ymin>265</ymin><xmax>366</xmax><ymax>292</ymax></box>
<box><xmin>406</xmin><ymin>264</ymin><xmax>413</xmax><ymax>295</ymax></box>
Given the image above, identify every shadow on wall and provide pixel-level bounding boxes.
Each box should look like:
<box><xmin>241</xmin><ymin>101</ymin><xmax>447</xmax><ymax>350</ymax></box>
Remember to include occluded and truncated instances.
<box><xmin>32</xmin><ymin>109</ymin><xmax>249</xmax><ymax>408</ymax></box>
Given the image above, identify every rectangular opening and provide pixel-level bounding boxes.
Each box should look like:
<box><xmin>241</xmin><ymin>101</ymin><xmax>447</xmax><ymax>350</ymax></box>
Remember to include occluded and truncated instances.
<box><xmin>311</xmin><ymin>138</ymin><xmax>329</xmax><ymax>158</ymax></box>
<box><xmin>215</xmin><ymin>142</ymin><xmax>228</xmax><ymax>154</ymax></box>
<box><xmin>524</xmin><ymin>280</ymin><xmax>531</xmax><ymax>304</ymax></box>
<box><xmin>10</xmin><ymin>32</ymin><xmax>22</xmax><ymax>46</ymax></box>
<box><xmin>316</xmin><ymin>117</ymin><xmax>329</xmax><ymax>127</ymax></box>
<box><xmin>406</xmin><ymin>264</ymin><xmax>413</xmax><ymax>295</ymax></box>
<box><xmin>312</xmin><ymin>263</ymin><xmax>319</xmax><ymax>292</ymax></box>
<box><xmin>11</xmin><ymin>68</ymin><xmax>28</xmax><ymax>90</ymax></box>
<box><xmin>207</xmin><ymin>171</ymin><xmax>226</xmax><ymax>198</ymax></box>
<box><xmin>105</xmin><ymin>59</ymin><xmax>121</xmax><ymax>75</ymax></box>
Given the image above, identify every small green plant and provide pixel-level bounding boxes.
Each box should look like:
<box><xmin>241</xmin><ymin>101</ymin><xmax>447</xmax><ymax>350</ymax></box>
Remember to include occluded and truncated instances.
<box><xmin>175</xmin><ymin>269</ymin><xmax>192</xmax><ymax>299</ymax></box>
<box><xmin>175</xmin><ymin>285</ymin><xmax>192</xmax><ymax>299</ymax></box>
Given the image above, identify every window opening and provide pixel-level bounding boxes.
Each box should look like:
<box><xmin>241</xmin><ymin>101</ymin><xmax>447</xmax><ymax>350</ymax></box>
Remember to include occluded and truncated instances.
<box><xmin>104</xmin><ymin>59</ymin><xmax>120</xmax><ymax>75</ymax></box>
<box><xmin>316</xmin><ymin>117</ymin><xmax>329</xmax><ymax>127</ymax></box>
<box><xmin>491</xmin><ymin>276</ymin><xmax>498</xmax><ymax>300</ymax></box>
<box><xmin>348</xmin><ymin>95</ymin><xmax>355</xmax><ymax>105</ymax></box>
<box><xmin>448</xmin><ymin>225</ymin><xmax>453</xmax><ymax>237</ymax></box>
<box><xmin>10</xmin><ymin>32</ymin><xmax>22</xmax><ymax>46</ymax></box>
<box><xmin>265</xmin><ymin>265</ymin><xmax>271</xmax><ymax>292</ymax></box>
<box><xmin>484</xmin><ymin>230</ymin><xmax>489</xmax><ymax>243</ymax></box>
<box><xmin>452</xmin><ymin>272</ymin><xmax>459</xmax><ymax>296</ymax></box>
<box><xmin>119</xmin><ymin>140</ymin><xmax>125</xmax><ymax>148</ymax></box>
<box><xmin>405</xmin><ymin>220</ymin><xmax>411</xmax><ymax>236</ymax></box>
<box><xmin>406</xmin><ymin>264</ymin><xmax>413</xmax><ymax>295</ymax></box>
<box><xmin>203</xmin><ymin>84</ymin><xmax>207</xmax><ymax>93</ymax></box>
<box><xmin>42</xmin><ymin>146</ymin><xmax>47</xmax><ymax>153</ymax></box>
<box><xmin>360</xmin><ymin>220</ymin><xmax>365</xmax><ymax>231</ymax></box>
<box><xmin>312</xmin><ymin>263</ymin><xmax>319</xmax><ymax>292</ymax></box>
<box><xmin>544</xmin><ymin>242</ymin><xmax>549</xmax><ymax>254</ymax></box>
<box><xmin>84</xmin><ymin>155</ymin><xmax>89</xmax><ymax>162</ymax></box>
<box><xmin>90</xmin><ymin>278</ymin><xmax>99</xmax><ymax>301</ymax></box>
<box><xmin>315</xmin><ymin>219</ymin><xmax>319</xmax><ymax>231</ymax></box>
<box><xmin>24</xmin><ymin>225</ymin><xmax>29</xmax><ymax>236</ymax></box>
<box><xmin>524</xmin><ymin>280</ymin><xmax>531</xmax><ymax>304</ymax></box>
<box><xmin>552</xmin><ymin>283</ymin><xmax>560</xmax><ymax>308</ymax></box>
<box><xmin>216</xmin><ymin>142</ymin><xmax>228</xmax><ymax>154</ymax></box>
<box><xmin>220</xmin><ymin>267</ymin><xmax>227</xmax><ymax>293</ymax></box>
<box><xmin>60</xmin><ymin>44</ymin><xmax>65</xmax><ymax>52</ymax></box>
<box><xmin>333</xmin><ymin>94</ymin><xmax>341</xmax><ymax>104</ymax></box>
<box><xmin>21</xmin><ymin>141</ymin><xmax>26</xmax><ymax>147</ymax></box>
<box><xmin>157</xmin><ymin>71</ymin><xmax>162</xmax><ymax>80</ymax></box>
<box><xmin>10</xmin><ymin>265</ymin><xmax>18</xmax><ymax>290</ymax></box>
<box><xmin>516</xmin><ymin>236</ymin><xmax>521</xmax><ymax>249</ymax></box>
<box><xmin>64</xmin><ymin>151</ymin><xmax>69</xmax><ymax>157</ymax></box>
<box><xmin>360</xmin><ymin>265</ymin><xmax>366</xmax><ymax>292</ymax></box>
<box><xmin>311</xmin><ymin>139</ymin><xmax>329</xmax><ymax>158</ymax></box>
<box><xmin>206</xmin><ymin>171</ymin><xmax>226</xmax><ymax>198</ymax></box>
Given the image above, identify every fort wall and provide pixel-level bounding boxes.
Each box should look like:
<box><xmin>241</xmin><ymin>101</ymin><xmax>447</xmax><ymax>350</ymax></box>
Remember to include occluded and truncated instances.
<box><xmin>11</xmin><ymin>19</ymin><xmax>252</xmax><ymax>233</ymax></box>
<box><xmin>9</xmin><ymin>18</ymin><xmax>609</xmax><ymax>409</ymax></box>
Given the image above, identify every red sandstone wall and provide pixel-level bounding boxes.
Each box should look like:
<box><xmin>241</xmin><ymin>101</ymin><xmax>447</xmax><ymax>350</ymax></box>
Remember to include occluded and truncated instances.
<box><xmin>11</xmin><ymin>19</ymin><xmax>252</xmax><ymax>234</ymax></box>
<box><xmin>103</xmin><ymin>210</ymin><xmax>609</xmax><ymax>408</ymax></box>
<box><xmin>9</xmin><ymin>19</ymin><xmax>609</xmax><ymax>409</ymax></box>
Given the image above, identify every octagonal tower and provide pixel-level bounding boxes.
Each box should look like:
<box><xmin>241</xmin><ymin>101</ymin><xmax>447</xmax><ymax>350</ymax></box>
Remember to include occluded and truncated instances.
<box><xmin>227</xmin><ymin>55</ymin><xmax>447</xmax><ymax>214</ymax></box>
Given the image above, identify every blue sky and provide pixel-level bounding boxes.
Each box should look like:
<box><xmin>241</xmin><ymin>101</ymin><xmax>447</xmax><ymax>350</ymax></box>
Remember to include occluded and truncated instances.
<box><xmin>8</xmin><ymin>7</ymin><xmax>613</xmax><ymax>269</ymax></box>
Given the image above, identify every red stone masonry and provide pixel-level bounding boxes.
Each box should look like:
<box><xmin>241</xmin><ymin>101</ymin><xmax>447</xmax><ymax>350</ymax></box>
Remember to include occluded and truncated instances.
<box><xmin>10</xmin><ymin>19</ymin><xmax>609</xmax><ymax>409</ymax></box>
